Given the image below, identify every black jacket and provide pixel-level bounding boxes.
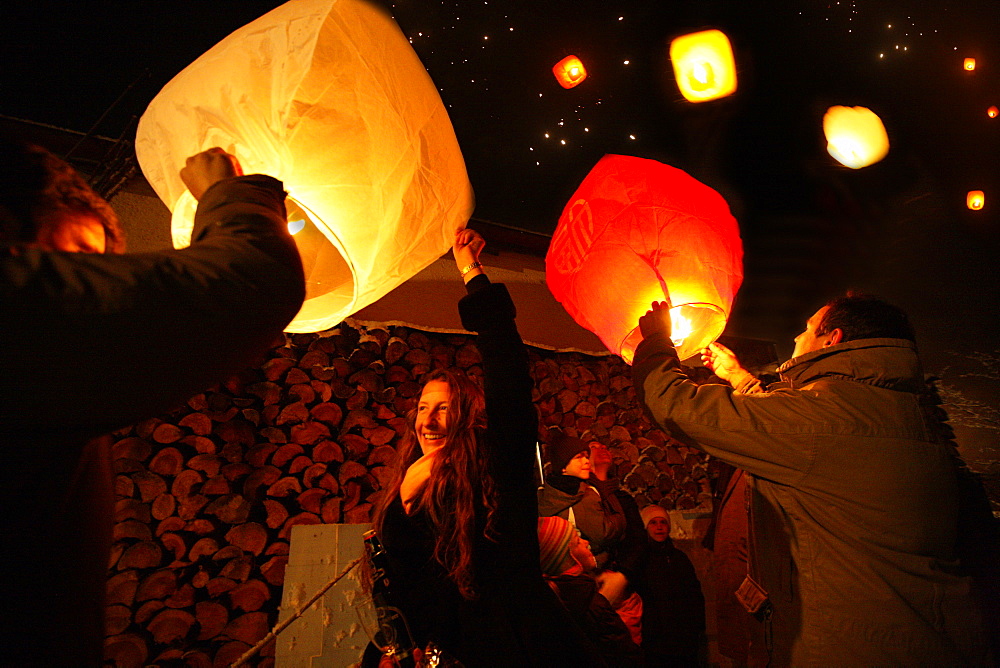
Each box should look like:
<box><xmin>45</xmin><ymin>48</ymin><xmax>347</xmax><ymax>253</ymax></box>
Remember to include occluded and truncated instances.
<box><xmin>0</xmin><ymin>175</ymin><xmax>304</xmax><ymax>665</ymax></box>
<box><xmin>378</xmin><ymin>278</ymin><xmax>604</xmax><ymax>666</ymax></box>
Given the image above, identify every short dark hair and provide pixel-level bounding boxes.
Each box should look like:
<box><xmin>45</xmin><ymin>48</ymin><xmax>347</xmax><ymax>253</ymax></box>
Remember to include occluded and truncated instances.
<box><xmin>0</xmin><ymin>137</ymin><xmax>124</xmax><ymax>252</ymax></box>
<box><xmin>817</xmin><ymin>292</ymin><xmax>916</xmax><ymax>343</ymax></box>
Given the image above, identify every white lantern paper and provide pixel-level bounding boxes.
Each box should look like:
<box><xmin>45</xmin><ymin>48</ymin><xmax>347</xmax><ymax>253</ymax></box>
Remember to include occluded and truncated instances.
<box><xmin>135</xmin><ymin>0</ymin><xmax>473</xmax><ymax>332</ymax></box>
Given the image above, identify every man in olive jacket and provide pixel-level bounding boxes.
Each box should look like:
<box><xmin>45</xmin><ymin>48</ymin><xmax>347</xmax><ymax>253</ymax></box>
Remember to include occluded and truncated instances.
<box><xmin>0</xmin><ymin>143</ymin><xmax>304</xmax><ymax>665</ymax></box>
<box><xmin>632</xmin><ymin>294</ymin><xmax>990</xmax><ymax>666</ymax></box>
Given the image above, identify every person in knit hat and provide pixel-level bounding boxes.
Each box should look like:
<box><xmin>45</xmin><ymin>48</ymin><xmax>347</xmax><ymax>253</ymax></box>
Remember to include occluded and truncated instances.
<box><xmin>537</xmin><ymin>429</ymin><xmax>627</xmax><ymax>568</ymax></box>
<box><xmin>634</xmin><ymin>505</ymin><xmax>706</xmax><ymax>667</ymax></box>
<box><xmin>537</xmin><ymin>516</ymin><xmax>643</xmax><ymax>665</ymax></box>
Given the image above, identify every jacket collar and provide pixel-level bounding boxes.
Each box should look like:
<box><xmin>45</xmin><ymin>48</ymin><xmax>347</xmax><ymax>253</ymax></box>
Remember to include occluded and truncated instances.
<box><xmin>776</xmin><ymin>338</ymin><xmax>924</xmax><ymax>393</ymax></box>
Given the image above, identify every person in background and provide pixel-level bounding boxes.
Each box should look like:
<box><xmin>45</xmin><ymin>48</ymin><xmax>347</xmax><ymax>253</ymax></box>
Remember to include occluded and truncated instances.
<box><xmin>634</xmin><ymin>505</ymin><xmax>706</xmax><ymax>667</ymax></box>
<box><xmin>588</xmin><ymin>441</ymin><xmax>646</xmax><ymax>645</ymax></box>
<box><xmin>0</xmin><ymin>141</ymin><xmax>305</xmax><ymax>665</ymax></box>
<box><xmin>538</xmin><ymin>515</ymin><xmax>644</xmax><ymax>666</ymax></box>
<box><xmin>537</xmin><ymin>430</ymin><xmax>627</xmax><ymax>568</ymax></box>
<box><xmin>368</xmin><ymin>229</ymin><xmax>601</xmax><ymax>666</ymax></box>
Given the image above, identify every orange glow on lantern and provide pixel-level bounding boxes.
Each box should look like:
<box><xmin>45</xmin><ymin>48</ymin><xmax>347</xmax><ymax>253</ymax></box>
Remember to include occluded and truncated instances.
<box><xmin>823</xmin><ymin>106</ymin><xmax>890</xmax><ymax>169</ymax></box>
<box><xmin>964</xmin><ymin>58</ymin><xmax>976</xmax><ymax>71</ymax></box>
<box><xmin>135</xmin><ymin>0</ymin><xmax>473</xmax><ymax>333</ymax></box>
<box><xmin>546</xmin><ymin>155</ymin><xmax>743</xmax><ymax>363</ymax></box>
<box><xmin>988</xmin><ymin>106</ymin><xmax>998</xmax><ymax>119</ymax></box>
<box><xmin>553</xmin><ymin>55</ymin><xmax>588</xmax><ymax>89</ymax></box>
<box><xmin>669</xmin><ymin>29</ymin><xmax>737</xmax><ymax>103</ymax></box>
<box><xmin>967</xmin><ymin>191</ymin><xmax>985</xmax><ymax>210</ymax></box>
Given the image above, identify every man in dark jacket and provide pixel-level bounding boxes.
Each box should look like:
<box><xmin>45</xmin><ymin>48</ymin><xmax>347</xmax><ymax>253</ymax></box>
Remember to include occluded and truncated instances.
<box><xmin>632</xmin><ymin>294</ymin><xmax>990</xmax><ymax>666</ymax></box>
<box><xmin>0</xmin><ymin>142</ymin><xmax>304</xmax><ymax>665</ymax></box>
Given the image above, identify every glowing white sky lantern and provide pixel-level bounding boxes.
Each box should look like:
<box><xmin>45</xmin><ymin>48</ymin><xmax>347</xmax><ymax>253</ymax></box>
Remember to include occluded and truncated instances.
<box><xmin>823</xmin><ymin>105</ymin><xmax>889</xmax><ymax>169</ymax></box>
<box><xmin>135</xmin><ymin>0</ymin><xmax>473</xmax><ymax>333</ymax></box>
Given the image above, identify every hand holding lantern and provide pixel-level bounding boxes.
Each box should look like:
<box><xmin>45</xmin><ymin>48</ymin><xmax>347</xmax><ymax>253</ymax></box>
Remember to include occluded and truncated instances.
<box><xmin>701</xmin><ymin>341</ymin><xmax>751</xmax><ymax>387</ymax></box>
<box><xmin>179</xmin><ymin>148</ymin><xmax>243</xmax><ymax>201</ymax></box>
<box><xmin>639</xmin><ymin>301</ymin><xmax>673</xmax><ymax>341</ymax></box>
<box><xmin>453</xmin><ymin>228</ymin><xmax>485</xmax><ymax>282</ymax></box>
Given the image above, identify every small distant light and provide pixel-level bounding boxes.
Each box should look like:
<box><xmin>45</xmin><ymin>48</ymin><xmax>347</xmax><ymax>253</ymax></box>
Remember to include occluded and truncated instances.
<box><xmin>584</xmin><ymin>127</ymin><xmax>589</xmax><ymax>132</ymax></box>
<box><xmin>879</xmin><ymin>53</ymin><xmax>884</xmax><ymax>58</ymax></box>
<box><xmin>623</xmin><ymin>60</ymin><xmax>630</xmax><ymax>65</ymax></box>
<box><xmin>484</xmin><ymin>35</ymin><xmax>488</xmax><ymax>40</ymax></box>
<box><xmin>629</xmin><ymin>134</ymin><xmax>636</xmax><ymax>140</ymax></box>
<box><xmin>618</xmin><ymin>16</ymin><xmax>624</xmax><ymax>21</ymax></box>
<box><xmin>544</xmin><ymin>133</ymin><xmax>550</xmax><ymax>138</ymax></box>
<box><xmin>560</xmin><ymin>139</ymin><xmax>567</xmax><ymax>145</ymax></box>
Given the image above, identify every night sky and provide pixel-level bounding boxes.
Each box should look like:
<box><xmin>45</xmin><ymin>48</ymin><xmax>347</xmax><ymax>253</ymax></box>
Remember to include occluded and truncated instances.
<box><xmin>2</xmin><ymin>1</ymin><xmax>999</xmax><ymax>379</ymax></box>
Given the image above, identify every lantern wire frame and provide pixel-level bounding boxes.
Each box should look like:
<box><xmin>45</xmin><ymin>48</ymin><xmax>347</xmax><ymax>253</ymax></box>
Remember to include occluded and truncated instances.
<box><xmin>170</xmin><ymin>190</ymin><xmax>355</xmax><ymax>326</ymax></box>
<box><xmin>617</xmin><ymin>302</ymin><xmax>726</xmax><ymax>365</ymax></box>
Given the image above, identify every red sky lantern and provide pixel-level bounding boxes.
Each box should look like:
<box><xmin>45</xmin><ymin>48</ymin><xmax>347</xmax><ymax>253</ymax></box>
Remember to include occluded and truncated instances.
<box><xmin>553</xmin><ymin>55</ymin><xmax>588</xmax><ymax>89</ymax></box>
<box><xmin>988</xmin><ymin>106</ymin><xmax>998</xmax><ymax>119</ymax></box>
<box><xmin>968</xmin><ymin>191</ymin><xmax>985</xmax><ymax>210</ymax></box>
<box><xmin>964</xmin><ymin>57</ymin><xmax>976</xmax><ymax>71</ymax></box>
<box><xmin>546</xmin><ymin>154</ymin><xmax>743</xmax><ymax>363</ymax></box>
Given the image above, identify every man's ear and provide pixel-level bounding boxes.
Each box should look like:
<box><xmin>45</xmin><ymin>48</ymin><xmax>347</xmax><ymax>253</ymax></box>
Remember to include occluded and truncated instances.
<box><xmin>823</xmin><ymin>328</ymin><xmax>843</xmax><ymax>347</ymax></box>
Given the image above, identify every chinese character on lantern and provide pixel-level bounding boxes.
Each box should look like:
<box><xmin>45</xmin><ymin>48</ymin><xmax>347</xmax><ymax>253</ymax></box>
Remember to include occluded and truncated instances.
<box><xmin>823</xmin><ymin>105</ymin><xmax>890</xmax><ymax>169</ymax></box>
<box><xmin>553</xmin><ymin>55</ymin><xmax>588</xmax><ymax>89</ymax></box>
<box><xmin>546</xmin><ymin>154</ymin><xmax>743</xmax><ymax>363</ymax></box>
<box><xmin>669</xmin><ymin>29</ymin><xmax>737</xmax><ymax>103</ymax></box>
<box><xmin>135</xmin><ymin>0</ymin><xmax>473</xmax><ymax>333</ymax></box>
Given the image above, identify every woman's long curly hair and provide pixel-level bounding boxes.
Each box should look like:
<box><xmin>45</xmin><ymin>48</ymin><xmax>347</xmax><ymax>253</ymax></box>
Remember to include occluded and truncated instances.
<box><xmin>373</xmin><ymin>367</ymin><xmax>498</xmax><ymax>600</ymax></box>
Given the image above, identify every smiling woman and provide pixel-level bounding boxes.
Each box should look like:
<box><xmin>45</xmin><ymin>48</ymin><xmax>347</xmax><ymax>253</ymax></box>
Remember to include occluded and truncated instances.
<box><xmin>366</xmin><ymin>229</ymin><xmax>603</xmax><ymax>666</ymax></box>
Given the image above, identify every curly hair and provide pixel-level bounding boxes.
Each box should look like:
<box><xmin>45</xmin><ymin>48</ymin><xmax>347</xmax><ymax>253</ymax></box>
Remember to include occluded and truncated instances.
<box><xmin>373</xmin><ymin>367</ymin><xmax>498</xmax><ymax>600</ymax></box>
<box><xmin>0</xmin><ymin>137</ymin><xmax>124</xmax><ymax>253</ymax></box>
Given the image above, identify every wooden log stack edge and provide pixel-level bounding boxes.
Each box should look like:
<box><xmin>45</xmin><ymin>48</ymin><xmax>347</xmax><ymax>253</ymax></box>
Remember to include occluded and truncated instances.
<box><xmin>103</xmin><ymin>323</ymin><xmax>710</xmax><ymax>667</ymax></box>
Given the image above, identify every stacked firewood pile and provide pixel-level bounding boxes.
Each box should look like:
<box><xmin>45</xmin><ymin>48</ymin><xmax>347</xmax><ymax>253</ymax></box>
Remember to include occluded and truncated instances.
<box><xmin>103</xmin><ymin>323</ymin><xmax>710</xmax><ymax>667</ymax></box>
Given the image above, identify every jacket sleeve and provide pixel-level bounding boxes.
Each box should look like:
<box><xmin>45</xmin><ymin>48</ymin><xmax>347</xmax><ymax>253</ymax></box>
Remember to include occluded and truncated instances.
<box><xmin>0</xmin><ymin>175</ymin><xmax>304</xmax><ymax>434</ymax></box>
<box><xmin>631</xmin><ymin>331</ymin><xmax>816</xmax><ymax>485</ymax></box>
<box><xmin>458</xmin><ymin>281</ymin><xmax>539</xmax><ymax>544</ymax></box>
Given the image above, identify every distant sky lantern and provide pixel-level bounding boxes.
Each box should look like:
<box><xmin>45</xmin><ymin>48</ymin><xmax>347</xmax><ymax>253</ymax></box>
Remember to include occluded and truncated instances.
<box><xmin>823</xmin><ymin>105</ymin><xmax>890</xmax><ymax>169</ymax></box>
<box><xmin>135</xmin><ymin>0</ymin><xmax>473</xmax><ymax>333</ymax></box>
<box><xmin>546</xmin><ymin>154</ymin><xmax>743</xmax><ymax>363</ymax></box>
<box><xmin>988</xmin><ymin>106</ymin><xmax>998</xmax><ymax>118</ymax></box>
<box><xmin>964</xmin><ymin>57</ymin><xmax>976</xmax><ymax>71</ymax></box>
<box><xmin>968</xmin><ymin>191</ymin><xmax>985</xmax><ymax>210</ymax></box>
<box><xmin>553</xmin><ymin>55</ymin><xmax>588</xmax><ymax>89</ymax></box>
<box><xmin>669</xmin><ymin>29</ymin><xmax>738</xmax><ymax>103</ymax></box>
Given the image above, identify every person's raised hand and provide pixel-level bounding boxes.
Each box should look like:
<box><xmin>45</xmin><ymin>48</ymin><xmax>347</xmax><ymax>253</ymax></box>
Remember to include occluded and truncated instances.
<box><xmin>453</xmin><ymin>227</ymin><xmax>486</xmax><ymax>281</ymax></box>
<box><xmin>638</xmin><ymin>300</ymin><xmax>673</xmax><ymax>341</ymax></box>
<box><xmin>701</xmin><ymin>342</ymin><xmax>746</xmax><ymax>384</ymax></box>
<box><xmin>180</xmin><ymin>147</ymin><xmax>243</xmax><ymax>201</ymax></box>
